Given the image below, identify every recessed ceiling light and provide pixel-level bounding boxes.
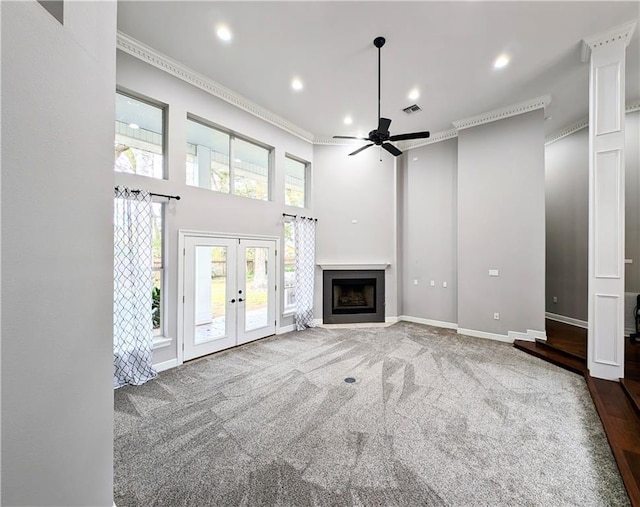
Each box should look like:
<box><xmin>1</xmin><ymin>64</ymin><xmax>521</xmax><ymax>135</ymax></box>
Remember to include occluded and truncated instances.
<box><xmin>216</xmin><ymin>25</ymin><xmax>232</xmax><ymax>42</ymax></box>
<box><xmin>344</xmin><ymin>116</ymin><xmax>353</xmax><ymax>125</ymax></box>
<box><xmin>493</xmin><ymin>54</ymin><xmax>510</xmax><ymax>69</ymax></box>
<box><xmin>291</xmin><ymin>78</ymin><xmax>303</xmax><ymax>91</ymax></box>
<box><xmin>128</xmin><ymin>123</ymin><xmax>140</xmax><ymax>130</ymax></box>
<box><xmin>408</xmin><ymin>88</ymin><xmax>420</xmax><ymax>101</ymax></box>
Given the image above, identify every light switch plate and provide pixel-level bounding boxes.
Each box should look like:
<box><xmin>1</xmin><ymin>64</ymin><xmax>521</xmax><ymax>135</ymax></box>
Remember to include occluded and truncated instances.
<box><xmin>489</xmin><ymin>269</ymin><xmax>499</xmax><ymax>277</ymax></box>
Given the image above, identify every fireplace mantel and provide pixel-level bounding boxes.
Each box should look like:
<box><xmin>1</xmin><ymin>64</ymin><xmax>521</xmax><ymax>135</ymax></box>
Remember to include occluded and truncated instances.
<box><xmin>317</xmin><ymin>263</ymin><xmax>390</xmax><ymax>270</ymax></box>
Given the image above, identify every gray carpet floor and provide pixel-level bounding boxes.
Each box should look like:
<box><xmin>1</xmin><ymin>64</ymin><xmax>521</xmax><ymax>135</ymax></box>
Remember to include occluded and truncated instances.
<box><xmin>114</xmin><ymin>322</ymin><xmax>629</xmax><ymax>506</ymax></box>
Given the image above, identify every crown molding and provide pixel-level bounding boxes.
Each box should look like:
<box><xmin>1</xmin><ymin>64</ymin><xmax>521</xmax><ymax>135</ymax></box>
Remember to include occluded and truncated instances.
<box><xmin>581</xmin><ymin>19</ymin><xmax>637</xmax><ymax>63</ymax></box>
<box><xmin>545</xmin><ymin>119</ymin><xmax>589</xmax><ymax>145</ymax></box>
<box><xmin>313</xmin><ymin>137</ymin><xmax>360</xmax><ymax>146</ymax></box>
<box><xmin>545</xmin><ymin>102</ymin><xmax>640</xmax><ymax>145</ymax></box>
<box><xmin>116</xmin><ymin>31</ymin><xmax>315</xmax><ymax>143</ymax></box>
<box><xmin>452</xmin><ymin>95</ymin><xmax>551</xmax><ymax>131</ymax></box>
<box><xmin>398</xmin><ymin>129</ymin><xmax>459</xmax><ymax>151</ymax></box>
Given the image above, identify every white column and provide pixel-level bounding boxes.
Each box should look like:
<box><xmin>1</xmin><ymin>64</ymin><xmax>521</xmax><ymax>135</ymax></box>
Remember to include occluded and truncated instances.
<box><xmin>584</xmin><ymin>20</ymin><xmax>637</xmax><ymax>380</ymax></box>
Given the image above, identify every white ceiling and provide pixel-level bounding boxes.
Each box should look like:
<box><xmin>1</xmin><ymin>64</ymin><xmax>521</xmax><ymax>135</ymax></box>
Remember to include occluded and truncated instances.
<box><xmin>117</xmin><ymin>1</ymin><xmax>640</xmax><ymax>142</ymax></box>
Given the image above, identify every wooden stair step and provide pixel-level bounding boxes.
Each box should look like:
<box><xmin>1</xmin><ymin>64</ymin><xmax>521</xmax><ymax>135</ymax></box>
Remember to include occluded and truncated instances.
<box><xmin>513</xmin><ymin>339</ymin><xmax>586</xmax><ymax>375</ymax></box>
<box><xmin>621</xmin><ymin>378</ymin><xmax>640</xmax><ymax>419</ymax></box>
<box><xmin>586</xmin><ymin>376</ymin><xmax>640</xmax><ymax>506</ymax></box>
<box><xmin>535</xmin><ymin>337</ymin><xmax>586</xmax><ymax>362</ymax></box>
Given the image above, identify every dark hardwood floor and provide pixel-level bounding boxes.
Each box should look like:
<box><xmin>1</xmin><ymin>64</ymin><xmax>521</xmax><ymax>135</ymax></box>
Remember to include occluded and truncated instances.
<box><xmin>513</xmin><ymin>319</ymin><xmax>640</xmax><ymax>506</ymax></box>
<box><xmin>544</xmin><ymin>319</ymin><xmax>587</xmax><ymax>359</ymax></box>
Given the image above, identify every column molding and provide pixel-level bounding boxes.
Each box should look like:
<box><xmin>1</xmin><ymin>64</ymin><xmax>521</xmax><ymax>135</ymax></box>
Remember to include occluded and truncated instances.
<box><xmin>585</xmin><ymin>20</ymin><xmax>636</xmax><ymax>380</ymax></box>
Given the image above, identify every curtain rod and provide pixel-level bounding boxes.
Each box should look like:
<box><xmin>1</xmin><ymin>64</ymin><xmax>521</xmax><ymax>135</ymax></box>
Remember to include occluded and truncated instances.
<box><xmin>283</xmin><ymin>212</ymin><xmax>317</xmax><ymax>222</ymax></box>
<box><xmin>115</xmin><ymin>187</ymin><xmax>181</xmax><ymax>201</ymax></box>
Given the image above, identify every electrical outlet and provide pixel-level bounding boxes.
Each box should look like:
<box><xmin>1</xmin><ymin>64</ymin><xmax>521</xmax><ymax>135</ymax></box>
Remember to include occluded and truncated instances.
<box><xmin>493</xmin><ymin>312</ymin><xmax>500</xmax><ymax>320</ymax></box>
<box><xmin>413</xmin><ymin>279</ymin><xmax>418</xmax><ymax>286</ymax></box>
<box><xmin>552</xmin><ymin>296</ymin><xmax>558</xmax><ymax>304</ymax></box>
<box><xmin>442</xmin><ymin>281</ymin><xmax>447</xmax><ymax>288</ymax></box>
<box><xmin>430</xmin><ymin>280</ymin><xmax>435</xmax><ymax>287</ymax></box>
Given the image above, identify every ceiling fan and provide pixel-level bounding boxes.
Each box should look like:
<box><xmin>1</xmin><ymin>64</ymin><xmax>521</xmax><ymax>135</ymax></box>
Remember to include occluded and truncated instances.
<box><xmin>333</xmin><ymin>36</ymin><xmax>430</xmax><ymax>157</ymax></box>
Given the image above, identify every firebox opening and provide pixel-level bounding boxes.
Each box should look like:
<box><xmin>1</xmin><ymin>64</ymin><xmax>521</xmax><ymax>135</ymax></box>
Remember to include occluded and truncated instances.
<box><xmin>332</xmin><ymin>279</ymin><xmax>376</xmax><ymax>314</ymax></box>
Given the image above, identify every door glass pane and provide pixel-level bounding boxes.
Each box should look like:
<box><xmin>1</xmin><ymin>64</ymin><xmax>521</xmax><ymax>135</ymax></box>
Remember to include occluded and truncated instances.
<box><xmin>194</xmin><ymin>246</ymin><xmax>227</xmax><ymax>343</ymax></box>
<box><xmin>245</xmin><ymin>247</ymin><xmax>269</xmax><ymax>331</ymax></box>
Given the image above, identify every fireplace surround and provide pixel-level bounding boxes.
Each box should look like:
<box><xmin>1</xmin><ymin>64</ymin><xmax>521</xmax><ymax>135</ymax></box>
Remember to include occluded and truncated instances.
<box><xmin>322</xmin><ymin>270</ymin><xmax>385</xmax><ymax>324</ymax></box>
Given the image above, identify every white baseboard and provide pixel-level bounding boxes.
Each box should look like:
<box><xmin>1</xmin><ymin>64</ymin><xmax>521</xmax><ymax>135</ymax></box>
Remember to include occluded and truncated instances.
<box><xmin>545</xmin><ymin>312</ymin><xmax>588</xmax><ymax>329</ymax></box>
<box><xmin>313</xmin><ymin>318</ymin><xmax>323</xmax><ymax>326</ymax></box>
<box><xmin>528</xmin><ymin>329</ymin><xmax>547</xmax><ymax>340</ymax></box>
<box><xmin>508</xmin><ymin>328</ymin><xmax>547</xmax><ymax>342</ymax></box>
<box><xmin>277</xmin><ymin>324</ymin><xmax>295</xmax><ymax>334</ymax></box>
<box><xmin>154</xmin><ymin>358</ymin><xmax>179</xmax><ymax>373</ymax></box>
<box><xmin>457</xmin><ymin>327</ymin><xmax>513</xmax><ymax>343</ymax></box>
<box><xmin>626</xmin><ymin>327</ymin><xmax>635</xmax><ymax>337</ymax></box>
<box><xmin>398</xmin><ymin>315</ymin><xmax>458</xmax><ymax>330</ymax></box>
<box><xmin>508</xmin><ymin>330</ymin><xmax>531</xmax><ymax>342</ymax></box>
<box><xmin>385</xmin><ymin>316</ymin><xmax>399</xmax><ymax>323</ymax></box>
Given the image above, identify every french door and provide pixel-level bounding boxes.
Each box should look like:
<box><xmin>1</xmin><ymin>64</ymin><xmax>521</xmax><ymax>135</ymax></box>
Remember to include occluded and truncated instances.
<box><xmin>183</xmin><ymin>235</ymin><xmax>276</xmax><ymax>361</ymax></box>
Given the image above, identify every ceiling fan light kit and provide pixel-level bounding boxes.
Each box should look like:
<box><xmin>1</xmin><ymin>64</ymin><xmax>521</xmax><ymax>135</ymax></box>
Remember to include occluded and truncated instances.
<box><xmin>333</xmin><ymin>36</ymin><xmax>431</xmax><ymax>158</ymax></box>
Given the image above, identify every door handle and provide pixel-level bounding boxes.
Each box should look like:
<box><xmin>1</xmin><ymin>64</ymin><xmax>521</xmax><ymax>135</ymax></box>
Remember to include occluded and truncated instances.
<box><xmin>230</xmin><ymin>299</ymin><xmax>236</xmax><ymax>303</ymax></box>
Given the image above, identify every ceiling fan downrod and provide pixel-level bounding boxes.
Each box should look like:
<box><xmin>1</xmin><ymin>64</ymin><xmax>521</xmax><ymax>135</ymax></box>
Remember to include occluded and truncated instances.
<box><xmin>373</xmin><ymin>36</ymin><xmax>385</xmax><ymax>124</ymax></box>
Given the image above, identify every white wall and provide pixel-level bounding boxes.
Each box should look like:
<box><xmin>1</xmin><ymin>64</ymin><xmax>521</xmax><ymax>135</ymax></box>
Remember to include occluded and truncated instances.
<box><xmin>544</xmin><ymin>110</ymin><xmax>640</xmax><ymax>323</ymax></box>
<box><xmin>1</xmin><ymin>2</ymin><xmax>116</xmax><ymax>505</ymax></box>
<box><xmin>399</xmin><ymin>139</ymin><xmax>458</xmax><ymax>323</ymax></box>
<box><xmin>545</xmin><ymin>128</ymin><xmax>589</xmax><ymax>321</ymax></box>
<box><xmin>457</xmin><ymin>110</ymin><xmax>546</xmax><ymax>336</ymax></box>
<box><xmin>625</xmin><ymin>111</ymin><xmax>640</xmax><ymax>293</ymax></box>
<box><xmin>116</xmin><ymin>51</ymin><xmax>313</xmax><ymax>364</ymax></box>
<box><xmin>312</xmin><ymin>145</ymin><xmax>397</xmax><ymax>319</ymax></box>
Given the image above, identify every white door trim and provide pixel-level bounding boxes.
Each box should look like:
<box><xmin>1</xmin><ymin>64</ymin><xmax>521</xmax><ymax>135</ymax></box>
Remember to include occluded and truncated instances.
<box><xmin>177</xmin><ymin>230</ymin><xmax>281</xmax><ymax>366</ymax></box>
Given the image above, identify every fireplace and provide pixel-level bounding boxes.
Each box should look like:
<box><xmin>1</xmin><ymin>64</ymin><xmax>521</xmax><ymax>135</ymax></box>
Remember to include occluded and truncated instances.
<box><xmin>323</xmin><ymin>270</ymin><xmax>385</xmax><ymax>324</ymax></box>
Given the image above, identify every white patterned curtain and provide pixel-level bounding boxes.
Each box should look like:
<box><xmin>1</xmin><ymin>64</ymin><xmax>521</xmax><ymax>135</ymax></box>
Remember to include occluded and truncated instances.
<box><xmin>294</xmin><ymin>216</ymin><xmax>316</xmax><ymax>330</ymax></box>
<box><xmin>113</xmin><ymin>187</ymin><xmax>157</xmax><ymax>388</ymax></box>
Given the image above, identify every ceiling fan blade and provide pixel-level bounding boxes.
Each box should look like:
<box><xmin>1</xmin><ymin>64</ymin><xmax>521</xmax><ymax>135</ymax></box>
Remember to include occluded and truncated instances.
<box><xmin>382</xmin><ymin>142</ymin><xmax>402</xmax><ymax>156</ymax></box>
<box><xmin>349</xmin><ymin>143</ymin><xmax>374</xmax><ymax>156</ymax></box>
<box><xmin>388</xmin><ymin>131</ymin><xmax>431</xmax><ymax>142</ymax></box>
<box><xmin>333</xmin><ymin>135</ymin><xmax>369</xmax><ymax>140</ymax></box>
<box><xmin>377</xmin><ymin>117</ymin><xmax>392</xmax><ymax>134</ymax></box>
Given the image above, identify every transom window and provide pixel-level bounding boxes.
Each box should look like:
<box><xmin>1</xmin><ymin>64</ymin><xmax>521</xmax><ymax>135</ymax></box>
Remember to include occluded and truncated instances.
<box><xmin>114</xmin><ymin>92</ymin><xmax>165</xmax><ymax>179</ymax></box>
<box><xmin>285</xmin><ymin>156</ymin><xmax>309</xmax><ymax>208</ymax></box>
<box><xmin>186</xmin><ymin>118</ymin><xmax>271</xmax><ymax>201</ymax></box>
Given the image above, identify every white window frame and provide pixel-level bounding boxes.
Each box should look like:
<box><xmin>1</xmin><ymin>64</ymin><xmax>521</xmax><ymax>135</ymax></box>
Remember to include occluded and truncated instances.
<box><xmin>151</xmin><ymin>199</ymin><xmax>171</xmax><ymax>350</ymax></box>
<box><xmin>283</xmin><ymin>219</ymin><xmax>296</xmax><ymax>316</ymax></box>
<box><xmin>115</xmin><ymin>89</ymin><xmax>167</xmax><ymax>180</ymax></box>
<box><xmin>284</xmin><ymin>154</ymin><xmax>311</xmax><ymax>209</ymax></box>
<box><xmin>186</xmin><ymin>115</ymin><xmax>273</xmax><ymax>201</ymax></box>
